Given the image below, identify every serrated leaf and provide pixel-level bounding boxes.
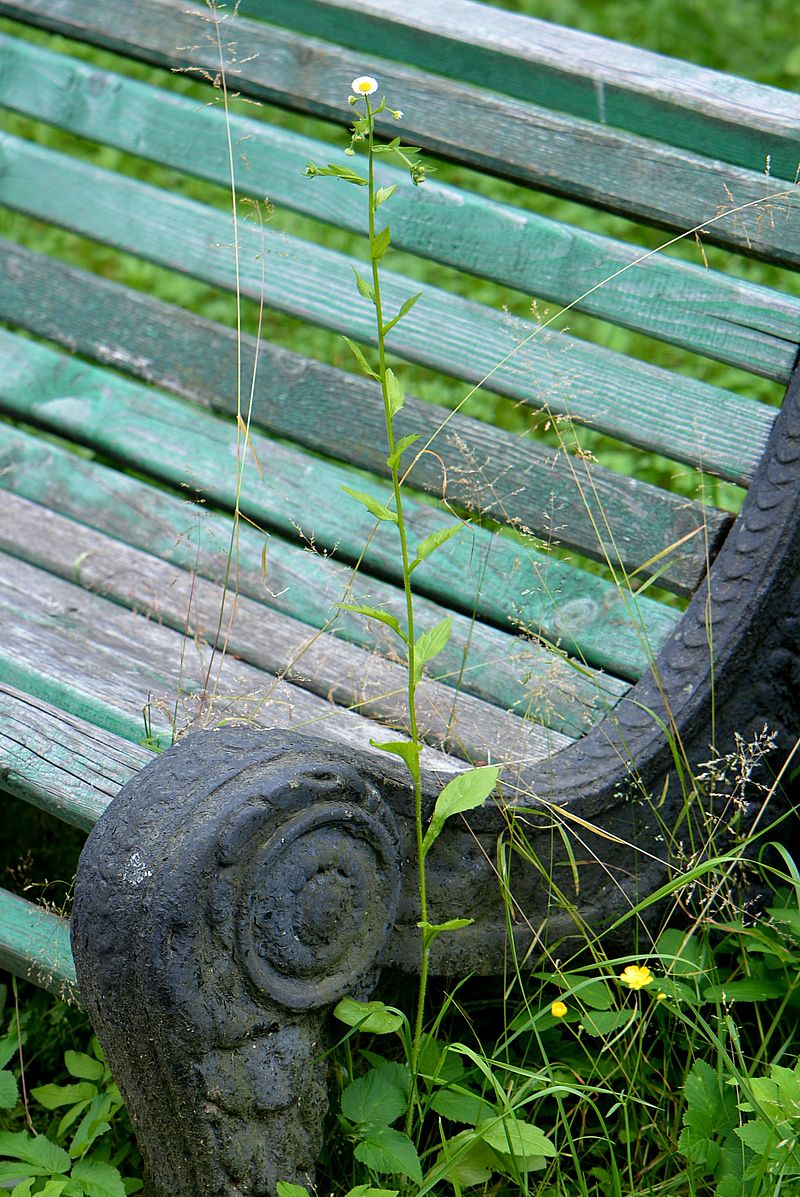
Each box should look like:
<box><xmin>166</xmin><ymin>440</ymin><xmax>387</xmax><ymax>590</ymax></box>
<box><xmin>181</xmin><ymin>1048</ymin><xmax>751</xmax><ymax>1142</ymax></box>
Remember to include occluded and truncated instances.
<box><xmin>0</xmin><ymin>1131</ymin><xmax>70</xmax><ymax>1174</ymax></box>
<box><xmin>334</xmin><ymin>997</ymin><xmax>404</xmax><ymax>1035</ymax></box>
<box><xmin>342</xmin><ymin>1069</ymin><xmax>407</xmax><ymax>1128</ymax></box>
<box><xmin>422</xmin><ymin>766</ymin><xmax>499</xmax><ymax>857</ymax></box>
<box><xmin>384</xmin><ymin>368</ymin><xmax>404</xmax><ymax>418</ymax></box>
<box><xmin>433</xmin><ymin>1132</ymin><xmax>496</xmax><ymax>1187</ymax></box>
<box><xmin>383</xmin><ymin>291</ymin><xmax>423</xmax><ymax>335</ymax></box>
<box><xmin>37</xmin><ymin>1184</ymin><xmax>69</xmax><ymax>1197</ymax></box>
<box><xmin>68</xmin><ymin>1095</ymin><xmax>113</xmax><ymax>1158</ymax></box>
<box><xmin>343</xmin><ymin>337</ymin><xmax>379</xmax><ymax>380</ymax></box>
<box><xmin>352</xmin><ymin>268</ymin><xmax>375</xmax><ymax>303</ymax></box>
<box><xmin>341</xmin><ymin>485</ymin><xmax>397</xmax><ymax>524</ymax></box>
<box><xmin>32</xmin><ymin>1082</ymin><xmax>96</xmax><ymax>1110</ymax></box>
<box><xmin>386</xmin><ymin>433</ymin><xmax>419</xmax><ymax>471</ymax></box>
<box><xmin>418</xmin><ymin>1035</ymin><xmax>465</xmax><ymax>1084</ymax></box>
<box><xmin>345</xmin><ymin>1186</ymin><xmax>398</xmax><ymax>1197</ymax></box>
<box><xmin>0</xmin><ymin>1028</ymin><xmax>22</xmax><ymax>1072</ymax></box>
<box><xmin>355</xmin><ymin>1126</ymin><xmax>422</xmax><ymax>1185</ymax></box>
<box><xmin>371</xmin><ymin>226</ymin><xmax>391</xmax><ymax>261</ymax></box>
<box><xmin>369</xmin><ymin>740</ymin><xmax>420</xmax><ymax>784</ymax></box>
<box><xmin>580</xmin><ymin>1009</ymin><xmax>635</xmax><ymax>1037</ymax></box>
<box><xmin>64</xmin><ymin>1052</ymin><xmax>104</xmax><ymax>1082</ymax></box>
<box><xmin>374</xmin><ymin>184</ymin><xmax>397</xmax><ymax>209</ymax></box>
<box><xmin>276</xmin><ymin>1184</ymin><xmax>310</xmax><ymax>1197</ymax></box>
<box><xmin>412</xmin><ymin>616</ymin><xmax>451</xmax><ymax>688</ymax></box>
<box><xmin>481</xmin><ymin>1115</ymin><xmax>557</xmax><ymax>1161</ymax></box>
<box><xmin>70</xmin><ymin>1159</ymin><xmax>126</xmax><ymax>1197</ymax></box>
<box><xmin>11</xmin><ymin>1178</ymin><xmax>34</xmax><ymax>1197</ymax></box>
<box><xmin>410</xmin><ymin>523</ymin><xmax>462</xmax><ymax>572</ymax></box>
<box><xmin>0</xmin><ymin>1069</ymin><xmax>18</xmax><ymax>1109</ymax></box>
<box><xmin>430</xmin><ymin>1088</ymin><xmax>494</xmax><ymax>1126</ymax></box>
<box><xmin>338</xmin><ymin>604</ymin><xmax>406</xmax><ymax>642</ymax></box>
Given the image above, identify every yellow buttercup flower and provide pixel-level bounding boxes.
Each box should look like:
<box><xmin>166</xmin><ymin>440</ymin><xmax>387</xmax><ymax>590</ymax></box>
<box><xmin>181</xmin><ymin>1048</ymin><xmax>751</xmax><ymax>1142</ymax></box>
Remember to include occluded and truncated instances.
<box><xmin>351</xmin><ymin>75</ymin><xmax>378</xmax><ymax>96</ymax></box>
<box><xmin>619</xmin><ymin>964</ymin><xmax>654</xmax><ymax>991</ymax></box>
<box><xmin>551</xmin><ymin>1000</ymin><xmax>568</xmax><ymax>1018</ymax></box>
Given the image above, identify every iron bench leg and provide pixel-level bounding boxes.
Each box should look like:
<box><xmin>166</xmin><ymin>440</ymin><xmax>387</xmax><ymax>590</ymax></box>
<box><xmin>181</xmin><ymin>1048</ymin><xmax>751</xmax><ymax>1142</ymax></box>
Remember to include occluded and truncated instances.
<box><xmin>71</xmin><ymin>728</ymin><xmax>402</xmax><ymax>1196</ymax></box>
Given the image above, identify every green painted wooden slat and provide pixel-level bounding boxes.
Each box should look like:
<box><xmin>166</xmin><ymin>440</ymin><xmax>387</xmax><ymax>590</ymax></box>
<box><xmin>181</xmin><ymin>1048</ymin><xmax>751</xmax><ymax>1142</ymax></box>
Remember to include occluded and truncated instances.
<box><xmin>0</xmin><ymin>35</ymin><xmax>797</xmax><ymax>381</ymax></box>
<box><xmin>0</xmin><ymin>419</ymin><xmax>670</xmax><ymax>699</ymax></box>
<box><xmin>0</xmin><ymin>323</ymin><xmax>724</xmax><ymax>606</ymax></box>
<box><xmin>0</xmin><ymin>134</ymin><xmax>767</xmax><ymax>502</ymax></box>
<box><xmin>246</xmin><ymin>0</ymin><xmax>800</xmax><ymax>183</ymax></box>
<box><xmin>0</xmin><ymin>887</ymin><xmax>78</xmax><ymax>1001</ymax></box>
<box><xmin>1</xmin><ymin>0</ymin><xmax>797</xmax><ymax>266</ymax></box>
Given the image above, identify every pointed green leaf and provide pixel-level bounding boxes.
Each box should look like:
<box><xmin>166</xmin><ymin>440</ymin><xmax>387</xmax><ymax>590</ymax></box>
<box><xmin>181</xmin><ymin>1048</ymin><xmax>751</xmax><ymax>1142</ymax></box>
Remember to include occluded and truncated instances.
<box><xmin>334</xmin><ymin>997</ymin><xmax>404</xmax><ymax>1035</ymax></box>
<box><xmin>410</xmin><ymin>523</ymin><xmax>463</xmax><ymax>572</ymax></box>
<box><xmin>384</xmin><ymin>368</ymin><xmax>404</xmax><ymax>418</ymax></box>
<box><xmin>0</xmin><ymin>1028</ymin><xmax>23</xmax><ymax>1072</ymax></box>
<box><xmin>580</xmin><ymin>1009</ymin><xmax>636</xmax><ymax>1037</ymax></box>
<box><xmin>64</xmin><ymin>1052</ymin><xmax>104</xmax><ymax>1082</ymax></box>
<box><xmin>386</xmin><ymin>434</ymin><xmax>420</xmax><ymax>471</ymax></box>
<box><xmin>0</xmin><ymin>1132</ymin><xmax>70</xmax><ymax>1174</ymax></box>
<box><xmin>0</xmin><ymin>1070</ymin><xmax>17</xmax><ymax>1110</ymax></box>
<box><xmin>383</xmin><ymin>291</ymin><xmax>423</xmax><ymax>335</ymax></box>
<box><xmin>11</xmin><ymin>1179</ymin><xmax>34</xmax><ymax>1197</ymax></box>
<box><xmin>337</xmin><ymin>604</ymin><xmax>406</xmax><ymax>641</ymax></box>
<box><xmin>412</xmin><ymin>616</ymin><xmax>452</xmax><ymax>687</ymax></box>
<box><xmin>419</xmin><ymin>917</ymin><xmax>474</xmax><ymax>936</ymax></box>
<box><xmin>340</xmin><ymin>486</ymin><xmax>397</xmax><ymax>523</ymax></box>
<box><xmin>306</xmin><ymin>162</ymin><xmax>368</xmax><ymax>186</ymax></box>
<box><xmin>434</xmin><ymin>1132</ymin><xmax>496</xmax><ymax>1187</ymax></box>
<box><xmin>70</xmin><ymin>1159</ymin><xmax>126</xmax><ymax>1197</ymax></box>
<box><xmin>352</xmin><ymin>268</ymin><xmax>375</xmax><ymax>303</ymax></box>
<box><xmin>430</xmin><ymin>1088</ymin><xmax>494</xmax><ymax>1126</ymax></box>
<box><xmin>345</xmin><ymin>1186</ymin><xmax>399</xmax><ymax>1197</ymax></box>
<box><xmin>342</xmin><ymin>1068</ymin><xmax>406</xmax><ymax>1127</ymax></box>
<box><xmin>355</xmin><ymin>1127</ymin><xmax>422</xmax><ymax>1185</ymax></box>
<box><xmin>276</xmin><ymin>1184</ymin><xmax>310</xmax><ymax>1197</ymax></box>
<box><xmin>369</xmin><ymin>740</ymin><xmax>420</xmax><ymax>783</ymax></box>
<box><xmin>371</xmin><ymin>226</ymin><xmax>391</xmax><ymax>262</ymax></box>
<box><xmin>481</xmin><ymin>1115</ymin><xmax>557</xmax><ymax>1161</ymax></box>
<box><xmin>374</xmin><ymin>184</ymin><xmax>398</xmax><ymax>209</ymax></box>
<box><xmin>31</xmin><ymin>1082</ymin><xmax>96</xmax><ymax>1110</ymax></box>
<box><xmin>422</xmin><ymin>766</ymin><xmax>500</xmax><ymax>857</ymax></box>
<box><xmin>342</xmin><ymin>337</ymin><xmax>379</xmax><ymax>380</ymax></box>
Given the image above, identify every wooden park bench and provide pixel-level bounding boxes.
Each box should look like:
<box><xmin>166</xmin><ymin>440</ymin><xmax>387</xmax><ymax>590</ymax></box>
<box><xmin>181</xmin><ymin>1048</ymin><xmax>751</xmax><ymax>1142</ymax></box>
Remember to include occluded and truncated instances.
<box><xmin>0</xmin><ymin>0</ymin><xmax>798</xmax><ymax>1191</ymax></box>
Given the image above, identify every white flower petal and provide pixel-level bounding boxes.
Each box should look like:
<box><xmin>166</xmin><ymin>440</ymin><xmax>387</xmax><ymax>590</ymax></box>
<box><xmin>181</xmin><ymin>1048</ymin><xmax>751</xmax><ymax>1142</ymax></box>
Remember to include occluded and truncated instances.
<box><xmin>351</xmin><ymin>75</ymin><xmax>378</xmax><ymax>96</ymax></box>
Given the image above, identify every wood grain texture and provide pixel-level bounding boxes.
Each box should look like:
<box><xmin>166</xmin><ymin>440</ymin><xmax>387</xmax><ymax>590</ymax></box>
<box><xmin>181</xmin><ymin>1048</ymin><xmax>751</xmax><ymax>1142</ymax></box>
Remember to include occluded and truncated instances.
<box><xmin>0</xmin><ymin>35</ymin><xmax>797</xmax><ymax>381</ymax></box>
<box><xmin>0</xmin><ymin>134</ymin><xmax>771</xmax><ymax>491</ymax></box>
<box><xmin>0</xmin><ymin>551</ymin><xmax>468</xmax><ymax>785</ymax></box>
<box><xmin>0</xmin><ymin>322</ymin><xmax>726</xmax><ymax>603</ymax></box>
<box><xmin>248</xmin><ymin>0</ymin><xmax>800</xmax><ymax>182</ymax></box>
<box><xmin>0</xmin><ymin>491</ymin><xmax>573</xmax><ymax>763</ymax></box>
<box><xmin>0</xmin><ymin>423</ymin><xmax>633</xmax><ymax>731</ymax></box>
<box><xmin>1</xmin><ymin>0</ymin><xmax>798</xmax><ymax>265</ymax></box>
<box><xmin>0</xmin><ymin>886</ymin><xmax>77</xmax><ymax>1001</ymax></box>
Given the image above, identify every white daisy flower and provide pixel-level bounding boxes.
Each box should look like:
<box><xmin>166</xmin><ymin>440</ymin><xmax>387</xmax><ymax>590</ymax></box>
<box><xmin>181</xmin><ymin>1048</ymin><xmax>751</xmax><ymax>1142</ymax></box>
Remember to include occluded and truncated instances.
<box><xmin>351</xmin><ymin>75</ymin><xmax>378</xmax><ymax>96</ymax></box>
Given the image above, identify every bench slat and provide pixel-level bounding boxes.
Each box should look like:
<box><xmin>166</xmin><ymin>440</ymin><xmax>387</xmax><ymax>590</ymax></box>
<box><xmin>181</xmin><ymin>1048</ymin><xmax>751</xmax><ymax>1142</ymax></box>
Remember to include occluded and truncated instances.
<box><xmin>0</xmin><ymin>421</ymin><xmax>675</xmax><ymax>689</ymax></box>
<box><xmin>0</xmin><ymin>325</ymin><xmax>727</xmax><ymax>600</ymax></box>
<box><xmin>0</xmin><ymin>887</ymin><xmax>77</xmax><ymax>1001</ymax></box>
<box><xmin>253</xmin><ymin>0</ymin><xmax>800</xmax><ymax>182</ymax></box>
<box><xmin>0</xmin><ymin>491</ymin><xmax>573</xmax><ymax>761</ymax></box>
<box><xmin>1</xmin><ymin>34</ymin><xmax>797</xmax><ymax>382</ymax></box>
<box><xmin>3</xmin><ymin>0</ymin><xmax>798</xmax><ymax>266</ymax></box>
<box><xmin>0</xmin><ymin>135</ymin><xmax>768</xmax><ymax>494</ymax></box>
<box><xmin>0</xmin><ymin>551</ymin><xmax>473</xmax><ymax>780</ymax></box>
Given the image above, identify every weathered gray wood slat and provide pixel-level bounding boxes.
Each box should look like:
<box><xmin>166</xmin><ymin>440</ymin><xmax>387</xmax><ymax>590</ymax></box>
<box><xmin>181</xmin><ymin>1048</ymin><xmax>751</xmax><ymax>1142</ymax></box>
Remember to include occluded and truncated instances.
<box><xmin>1</xmin><ymin>0</ymin><xmax>798</xmax><ymax>266</ymax></box>
<box><xmin>0</xmin><ymin>136</ymin><xmax>772</xmax><ymax>490</ymax></box>
<box><xmin>0</xmin><ymin>324</ymin><xmax>726</xmax><ymax>603</ymax></box>
<box><xmin>0</xmin><ymin>421</ymin><xmax>670</xmax><ymax>702</ymax></box>
<box><xmin>0</xmin><ymin>550</ymin><xmax>469</xmax><ymax>784</ymax></box>
<box><xmin>0</xmin><ymin>886</ymin><xmax>77</xmax><ymax>1001</ymax></box>
<box><xmin>0</xmin><ymin>491</ymin><xmax>572</xmax><ymax>765</ymax></box>
<box><xmin>0</xmin><ymin>35</ymin><xmax>797</xmax><ymax>382</ymax></box>
<box><xmin>248</xmin><ymin>0</ymin><xmax>800</xmax><ymax>183</ymax></box>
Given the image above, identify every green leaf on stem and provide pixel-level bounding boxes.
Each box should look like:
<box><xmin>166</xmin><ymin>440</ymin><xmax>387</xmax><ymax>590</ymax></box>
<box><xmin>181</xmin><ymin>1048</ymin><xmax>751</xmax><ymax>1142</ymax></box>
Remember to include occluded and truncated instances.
<box><xmin>276</xmin><ymin>1184</ymin><xmax>310</xmax><ymax>1197</ymax></box>
<box><xmin>374</xmin><ymin>184</ymin><xmax>397</xmax><ymax>209</ymax></box>
<box><xmin>341</xmin><ymin>486</ymin><xmax>398</xmax><ymax>523</ymax></box>
<box><xmin>480</xmin><ymin>1114</ymin><xmax>557</xmax><ymax>1162</ymax></box>
<box><xmin>369</xmin><ymin>740</ymin><xmax>421</xmax><ymax>783</ymax></box>
<box><xmin>410</xmin><ymin>523</ymin><xmax>463</xmax><ymax>572</ymax></box>
<box><xmin>372</xmin><ymin>226</ymin><xmax>391</xmax><ymax>261</ymax></box>
<box><xmin>385</xmin><ymin>368</ymin><xmax>404</xmax><ymax>418</ymax></box>
<box><xmin>412</xmin><ymin>616</ymin><xmax>451</xmax><ymax>687</ymax></box>
<box><xmin>0</xmin><ymin>1071</ymin><xmax>17</xmax><ymax>1110</ymax></box>
<box><xmin>352</xmin><ymin>268</ymin><xmax>375</xmax><ymax>303</ymax></box>
<box><xmin>342</xmin><ymin>1068</ymin><xmax>407</xmax><ymax>1127</ymax></box>
<box><xmin>421</xmin><ymin>766</ymin><xmax>499</xmax><ymax>857</ymax></box>
<box><xmin>334</xmin><ymin>997</ymin><xmax>405</xmax><ymax>1035</ymax></box>
<box><xmin>419</xmin><ymin>917</ymin><xmax>475</xmax><ymax>936</ymax></box>
<box><xmin>305</xmin><ymin>162</ymin><xmax>368</xmax><ymax>186</ymax></box>
<box><xmin>355</xmin><ymin>1126</ymin><xmax>423</xmax><ymax>1185</ymax></box>
<box><xmin>337</xmin><ymin>603</ymin><xmax>406</xmax><ymax>641</ymax></box>
<box><xmin>343</xmin><ymin>337</ymin><xmax>380</xmax><ymax>380</ymax></box>
<box><xmin>386</xmin><ymin>433</ymin><xmax>420</xmax><ymax>471</ymax></box>
<box><xmin>345</xmin><ymin>1186</ymin><xmax>399</xmax><ymax>1197</ymax></box>
<box><xmin>383</xmin><ymin>291</ymin><xmax>423</xmax><ymax>335</ymax></box>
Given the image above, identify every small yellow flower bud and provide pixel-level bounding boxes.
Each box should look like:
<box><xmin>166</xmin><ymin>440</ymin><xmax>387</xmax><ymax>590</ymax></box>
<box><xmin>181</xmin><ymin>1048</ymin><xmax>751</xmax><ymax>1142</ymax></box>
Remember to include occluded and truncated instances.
<box><xmin>550</xmin><ymin>1000</ymin><xmax>568</xmax><ymax>1019</ymax></box>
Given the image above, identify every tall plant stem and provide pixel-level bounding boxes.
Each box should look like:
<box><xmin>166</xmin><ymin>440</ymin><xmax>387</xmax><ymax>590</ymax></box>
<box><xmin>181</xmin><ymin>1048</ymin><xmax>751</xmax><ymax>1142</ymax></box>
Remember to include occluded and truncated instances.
<box><xmin>364</xmin><ymin>98</ymin><xmax>430</xmax><ymax>1124</ymax></box>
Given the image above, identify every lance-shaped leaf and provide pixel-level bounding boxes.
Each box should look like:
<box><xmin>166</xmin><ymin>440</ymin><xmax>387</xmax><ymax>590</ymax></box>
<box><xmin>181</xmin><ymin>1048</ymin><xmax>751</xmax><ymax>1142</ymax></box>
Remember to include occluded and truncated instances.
<box><xmin>383</xmin><ymin>291</ymin><xmax>423</xmax><ymax>335</ymax></box>
<box><xmin>387</xmin><ymin>433</ymin><xmax>420</xmax><ymax>471</ymax></box>
<box><xmin>370</xmin><ymin>739</ymin><xmax>420</xmax><ymax>783</ymax></box>
<box><xmin>306</xmin><ymin>162</ymin><xmax>368</xmax><ymax>185</ymax></box>
<box><xmin>343</xmin><ymin>336</ymin><xmax>380</xmax><ymax>379</ymax></box>
<box><xmin>385</xmin><ymin>368</ymin><xmax>405</xmax><ymax>418</ymax></box>
<box><xmin>338</xmin><ymin>604</ymin><xmax>407</xmax><ymax>642</ymax></box>
<box><xmin>374</xmin><ymin>183</ymin><xmax>398</xmax><ymax>209</ymax></box>
<box><xmin>341</xmin><ymin>486</ymin><xmax>398</xmax><ymax>524</ymax></box>
<box><xmin>410</xmin><ymin>523</ymin><xmax>463</xmax><ymax>572</ymax></box>
<box><xmin>412</xmin><ymin>616</ymin><xmax>451</xmax><ymax>687</ymax></box>
<box><xmin>422</xmin><ymin>766</ymin><xmax>500</xmax><ymax>857</ymax></box>
<box><xmin>352</xmin><ymin>268</ymin><xmax>375</xmax><ymax>303</ymax></box>
<box><xmin>372</xmin><ymin>226</ymin><xmax>391</xmax><ymax>261</ymax></box>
